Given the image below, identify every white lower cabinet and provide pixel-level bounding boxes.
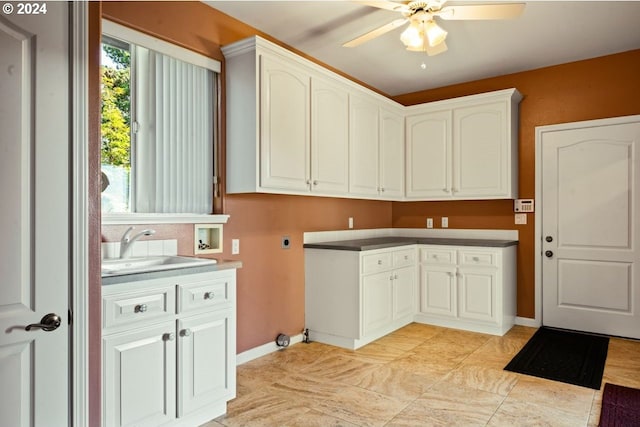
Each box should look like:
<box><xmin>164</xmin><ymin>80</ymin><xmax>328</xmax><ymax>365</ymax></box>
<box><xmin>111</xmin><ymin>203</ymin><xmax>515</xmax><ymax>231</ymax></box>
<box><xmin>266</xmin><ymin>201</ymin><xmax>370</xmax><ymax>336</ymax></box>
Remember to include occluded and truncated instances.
<box><xmin>102</xmin><ymin>270</ymin><xmax>236</xmax><ymax>427</ymax></box>
<box><xmin>305</xmin><ymin>246</ymin><xmax>417</xmax><ymax>349</ymax></box>
<box><xmin>416</xmin><ymin>245</ymin><xmax>516</xmax><ymax>335</ymax></box>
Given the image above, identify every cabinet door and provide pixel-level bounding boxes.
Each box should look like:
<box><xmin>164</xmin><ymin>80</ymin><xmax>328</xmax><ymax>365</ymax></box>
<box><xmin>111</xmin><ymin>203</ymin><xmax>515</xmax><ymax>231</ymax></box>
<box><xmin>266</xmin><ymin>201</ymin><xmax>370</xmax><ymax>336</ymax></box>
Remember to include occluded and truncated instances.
<box><xmin>393</xmin><ymin>266</ymin><xmax>416</xmax><ymax>319</ymax></box>
<box><xmin>177</xmin><ymin>310</ymin><xmax>235</xmax><ymax>416</ymax></box>
<box><xmin>453</xmin><ymin>101</ymin><xmax>509</xmax><ymax>198</ymax></box>
<box><xmin>311</xmin><ymin>75</ymin><xmax>349</xmax><ymax>194</ymax></box>
<box><xmin>362</xmin><ymin>272</ymin><xmax>393</xmax><ymax>336</ymax></box>
<box><xmin>103</xmin><ymin>322</ymin><xmax>176</xmax><ymax>427</ymax></box>
<box><xmin>349</xmin><ymin>93</ymin><xmax>379</xmax><ymax>196</ymax></box>
<box><xmin>419</xmin><ymin>264</ymin><xmax>457</xmax><ymax>317</ymax></box>
<box><xmin>260</xmin><ymin>54</ymin><xmax>311</xmax><ymax>192</ymax></box>
<box><xmin>379</xmin><ymin>107</ymin><xmax>405</xmax><ymax>198</ymax></box>
<box><xmin>406</xmin><ymin>110</ymin><xmax>452</xmax><ymax>199</ymax></box>
<box><xmin>458</xmin><ymin>267</ymin><xmax>498</xmax><ymax>323</ymax></box>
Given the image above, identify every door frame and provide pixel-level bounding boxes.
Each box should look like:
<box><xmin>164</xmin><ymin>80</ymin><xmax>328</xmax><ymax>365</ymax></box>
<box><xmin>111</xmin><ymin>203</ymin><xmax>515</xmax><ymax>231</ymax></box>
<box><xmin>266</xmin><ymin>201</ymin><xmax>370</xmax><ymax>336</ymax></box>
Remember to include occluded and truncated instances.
<box><xmin>70</xmin><ymin>2</ymin><xmax>89</xmax><ymax>426</ymax></box>
<box><xmin>534</xmin><ymin>114</ymin><xmax>640</xmax><ymax>328</ymax></box>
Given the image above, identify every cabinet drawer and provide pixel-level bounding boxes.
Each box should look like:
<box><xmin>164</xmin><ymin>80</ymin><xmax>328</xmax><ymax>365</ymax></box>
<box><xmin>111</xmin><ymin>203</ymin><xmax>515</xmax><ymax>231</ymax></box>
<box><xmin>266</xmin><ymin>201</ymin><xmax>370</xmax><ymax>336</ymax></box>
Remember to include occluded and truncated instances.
<box><xmin>420</xmin><ymin>248</ymin><xmax>457</xmax><ymax>265</ymax></box>
<box><xmin>362</xmin><ymin>252</ymin><xmax>392</xmax><ymax>274</ymax></box>
<box><xmin>393</xmin><ymin>249</ymin><xmax>416</xmax><ymax>268</ymax></box>
<box><xmin>103</xmin><ymin>286</ymin><xmax>175</xmax><ymax>330</ymax></box>
<box><xmin>458</xmin><ymin>250</ymin><xmax>497</xmax><ymax>267</ymax></box>
<box><xmin>178</xmin><ymin>277</ymin><xmax>232</xmax><ymax>314</ymax></box>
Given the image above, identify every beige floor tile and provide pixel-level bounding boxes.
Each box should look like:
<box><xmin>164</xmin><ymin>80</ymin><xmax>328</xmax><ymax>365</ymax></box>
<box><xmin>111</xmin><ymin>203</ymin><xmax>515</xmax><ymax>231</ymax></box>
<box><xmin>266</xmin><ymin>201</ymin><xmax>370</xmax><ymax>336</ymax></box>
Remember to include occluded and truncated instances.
<box><xmin>283</xmin><ymin>409</ymin><xmax>360</xmax><ymax>427</ymax></box>
<box><xmin>345</xmin><ymin>341</ymin><xmax>409</xmax><ymax>364</ymax></box>
<box><xmin>303</xmin><ymin>352</ymin><xmax>379</xmax><ymax>384</ymax></box>
<box><xmin>387</xmin><ymin>382</ymin><xmax>504</xmax><ymax>427</ymax></box>
<box><xmin>236</xmin><ymin>360</ymin><xmax>291</xmax><ymax>391</ymax></box>
<box><xmin>442</xmin><ymin>364</ymin><xmax>519</xmax><ymax>396</ymax></box>
<box><xmin>374</xmin><ymin>332</ymin><xmax>428</xmax><ymax>351</ymax></box>
<box><xmin>487</xmin><ymin>398</ymin><xmax>589</xmax><ymax>427</ymax></box>
<box><xmin>350</xmin><ymin>364</ymin><xmax>438</xmax><ymax>400</ymax></box>
<box><xmin>218</xmin><ymin>389</ymin><xmax>311</xmax><ymax>427</ymax></box>
<box><xmin>507</xmin><ymin>375</ymin><xmax>595</xmax><ymax>419</ymax></box>
<box><xmin>391</xmin><ymin>322</ymin><xmax>445</xmax><ymax>340</ymax></box>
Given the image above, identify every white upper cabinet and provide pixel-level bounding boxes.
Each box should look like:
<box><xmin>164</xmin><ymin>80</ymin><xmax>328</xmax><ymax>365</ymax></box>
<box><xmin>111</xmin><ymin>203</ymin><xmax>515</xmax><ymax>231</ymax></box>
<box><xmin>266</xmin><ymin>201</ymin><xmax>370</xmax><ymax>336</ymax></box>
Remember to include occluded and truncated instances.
<box><xmin>311</xmin><ymin>74</ymin><xmax>349</xmax><ymax>194</ymax></box>
<box><xmin>223</xmin><ymin>36</ymin><xmax>521</xmax><ymax>202</ymax></box>
<box><xmin>406</xmin><ymin>89</ymin><xmax>522</xmax><ymax>200</ymax></box>
<box><xmin>260</xmin><ymin>53</ymin><xmax>311</xmax><ymax>192</ymax></box>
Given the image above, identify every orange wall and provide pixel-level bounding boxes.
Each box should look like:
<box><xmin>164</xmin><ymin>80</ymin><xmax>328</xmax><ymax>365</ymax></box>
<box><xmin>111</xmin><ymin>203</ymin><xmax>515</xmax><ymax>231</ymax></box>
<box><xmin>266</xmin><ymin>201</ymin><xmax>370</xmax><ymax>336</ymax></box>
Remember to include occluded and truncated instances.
<box><xmin>391</xmin><ymin>50</ymin><xmax>640</xmax><ymax>317</ymax></box>
<box><xmin>95</xmin><ymin>2</ymin><xmax>640</xmax><ymax>356</ymax></box>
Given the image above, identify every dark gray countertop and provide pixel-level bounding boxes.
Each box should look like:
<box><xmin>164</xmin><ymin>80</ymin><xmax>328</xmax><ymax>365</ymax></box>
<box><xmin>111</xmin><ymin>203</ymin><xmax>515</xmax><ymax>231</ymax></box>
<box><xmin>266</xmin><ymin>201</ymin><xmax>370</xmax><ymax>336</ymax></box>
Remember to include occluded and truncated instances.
<box><xmin>303</xmin><ymin>237</ymin><xmax>518</xmax><ymax>251</ymax></box>
<box><xmin>102</xmin><ymin>260</ymin><xmax>242</xmax><ymax>286</ymax></box>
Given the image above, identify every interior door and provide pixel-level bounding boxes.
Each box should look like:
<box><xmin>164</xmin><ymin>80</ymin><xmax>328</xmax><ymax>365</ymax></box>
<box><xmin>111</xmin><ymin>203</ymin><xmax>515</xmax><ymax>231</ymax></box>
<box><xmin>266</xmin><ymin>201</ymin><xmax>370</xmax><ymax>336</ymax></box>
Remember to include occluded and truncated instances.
<box><xmin>0</xmin><ymin>4</ymin><xmax>70</xmax><ymax>425</ymax></box>
<box><xmin>541</xmin><ymin>118</ymin><xmax>640</xmax><ymax>339</ymax></box>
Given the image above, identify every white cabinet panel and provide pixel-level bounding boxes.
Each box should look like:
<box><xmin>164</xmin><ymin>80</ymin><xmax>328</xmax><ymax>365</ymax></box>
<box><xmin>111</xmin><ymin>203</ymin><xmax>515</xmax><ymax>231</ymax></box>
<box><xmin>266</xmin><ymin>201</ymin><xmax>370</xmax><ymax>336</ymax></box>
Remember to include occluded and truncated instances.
<box><xmin>393</xmin><ymin>266</ymin><xmax>417</xmax><ymax>319</ymax></box>
<box><xmin>362</xmin><ymin>272</ymin><xmax>393</xmax><ymax>336</ymax></box>
<box><xmin>311</xmin><ymin>75</ymin><xmax>349</xmax><ymax>195</ymax></box>
<box><xmin>416</xmin><ymin>245</ymin><xmax>516</xmax><ymax>335</ymax></box>
<box><xmin>406</xmin><ymin>110</ymin><xmax>451</xmax><ymax>198</ymax></box>
<box><xmin>103</xmin><ymin>322</ymin><xmax>176</xmax><ymax>427</ymax></box>
<box><xmin>260</xmin><ymin>53</ymin><xmax>310</xmax><ymax>192</ymax></box>
<box><xmin>177</xmin><ymin>310</ymin><xmax>235</xmax><ymax>416</ymax></box>
<box><xmin>349</xmin><ymin>93</ymin><xmax>380</xmax><ymax>196</ymax></box>
<box><xmin>379</xmin><ymin>107</ymin><xmax>405</xmax><ymax>198</ymax></box>
<box><xmin>102</xmin><ymin>270</ymin><xmax>237</xmax><ymax>426</ymax></box>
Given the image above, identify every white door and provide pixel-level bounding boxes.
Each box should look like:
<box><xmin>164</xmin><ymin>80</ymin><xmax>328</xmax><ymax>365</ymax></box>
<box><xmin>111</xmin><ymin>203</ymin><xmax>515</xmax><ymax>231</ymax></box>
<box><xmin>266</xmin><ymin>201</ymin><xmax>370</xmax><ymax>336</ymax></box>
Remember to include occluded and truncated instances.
<box><xmin>541</xmin><ymin>117</ymin><xmax>640</xmax><ymax>339</ymax></box>
<box><xmin>0</xmin><ymin>4</ymin><xmax>70</xmax><ymax>426</ymax></box>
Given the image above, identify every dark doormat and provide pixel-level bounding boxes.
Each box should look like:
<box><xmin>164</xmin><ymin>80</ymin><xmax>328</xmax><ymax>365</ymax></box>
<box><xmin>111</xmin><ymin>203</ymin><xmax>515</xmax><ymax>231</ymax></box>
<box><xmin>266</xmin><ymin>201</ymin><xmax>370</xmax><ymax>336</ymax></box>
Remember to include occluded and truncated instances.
<box><xmin>599</xmin><ymin>383</ymin><xmax>640</xmax><ymax>426</ymax></box>
<box><xmin>504</xmin><ymin>326</ymin><xmax>609</xmax><ymax>389</ymax></box>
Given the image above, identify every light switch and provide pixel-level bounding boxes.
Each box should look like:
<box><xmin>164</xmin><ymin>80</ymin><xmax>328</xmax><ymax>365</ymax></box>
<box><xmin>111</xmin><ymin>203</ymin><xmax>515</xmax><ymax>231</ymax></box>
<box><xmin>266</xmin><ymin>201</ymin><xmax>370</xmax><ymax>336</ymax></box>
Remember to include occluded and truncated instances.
<box><xmin>231</xmin><ymin>239</ymin><xmax>240</xmax><ymax>255</ymax></box>
<box><xmin>515</xmin><ymin>213</ymin><xmax>527</xmax><ymax>225</ymax></box>
<box><xmin>441</xmin><ymin>217</ymin><xmax>448</xmax><ymax>228</ymax></box>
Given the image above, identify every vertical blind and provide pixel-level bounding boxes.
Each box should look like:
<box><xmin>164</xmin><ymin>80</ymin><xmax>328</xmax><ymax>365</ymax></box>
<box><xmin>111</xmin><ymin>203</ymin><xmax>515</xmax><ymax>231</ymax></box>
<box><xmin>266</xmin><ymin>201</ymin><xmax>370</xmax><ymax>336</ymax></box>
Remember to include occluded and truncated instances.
<box><xmin>133</xmin><ymin>46</ymin><xmax>214</xmax><ymax>213</ymax></box>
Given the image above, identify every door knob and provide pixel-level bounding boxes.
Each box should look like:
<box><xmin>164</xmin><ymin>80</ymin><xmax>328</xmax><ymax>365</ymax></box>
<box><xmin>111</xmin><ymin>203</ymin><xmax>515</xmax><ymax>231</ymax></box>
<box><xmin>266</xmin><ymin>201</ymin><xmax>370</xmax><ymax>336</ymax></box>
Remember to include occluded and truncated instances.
<box><xmin>25</xmin><ymin>313</ymin><xmax>62</xmax><ymax>331</ymax></box>
<box><xmin>545</xmin><ymin>236</ymin><xmax>553</xmax><ymax>242</ymax></box>
<box><xmin>545</xmin><ymin>250</ymin><xmax>554</xmax><ymax>258</ymax></box>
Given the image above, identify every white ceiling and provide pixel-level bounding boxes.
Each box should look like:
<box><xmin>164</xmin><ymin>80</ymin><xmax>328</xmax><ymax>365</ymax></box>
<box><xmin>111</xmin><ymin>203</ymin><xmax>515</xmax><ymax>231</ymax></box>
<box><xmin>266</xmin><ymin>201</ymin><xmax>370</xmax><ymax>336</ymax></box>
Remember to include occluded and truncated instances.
<box><xmin>206</xmin><ymin>1</ymin><xmax>640</xmax><ymax>96</ymax></box>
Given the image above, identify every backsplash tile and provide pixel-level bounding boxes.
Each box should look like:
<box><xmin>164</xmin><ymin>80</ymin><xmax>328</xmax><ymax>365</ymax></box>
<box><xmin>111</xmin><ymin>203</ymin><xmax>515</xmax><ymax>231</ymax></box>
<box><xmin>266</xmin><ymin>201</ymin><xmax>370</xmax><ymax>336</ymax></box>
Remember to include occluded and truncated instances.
<box><xmin>101</xmin><ymin>239</ymin><xmax>178</xmax><ymax>259</ymax></box>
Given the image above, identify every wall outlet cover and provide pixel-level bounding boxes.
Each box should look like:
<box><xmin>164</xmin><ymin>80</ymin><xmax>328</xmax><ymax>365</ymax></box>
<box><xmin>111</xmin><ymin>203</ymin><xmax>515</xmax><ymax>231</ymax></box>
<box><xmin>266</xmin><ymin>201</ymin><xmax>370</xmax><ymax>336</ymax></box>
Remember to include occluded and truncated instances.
<box><xmin>282</xmin><ymin>236</ymin><xmax>291</xmax><ymax>249</ymax></box>
<box><xmin>426</xmin><ymin>218</ymin><xmax>433</xmax><ymax>229</ymax></box>
<box><xmin>441</xmin><ymin>217</ymin><xmax>449</xmax><ymax>228</ymax></box>
<box><xmin>231</xmin><ymin>238</ymin><xmax>240</xmax><ymax>255</ymax></box>
<box><xmin>515</xmin><ymin>213</ymin><xmax>527</xmax><ymax>225</ymax></box>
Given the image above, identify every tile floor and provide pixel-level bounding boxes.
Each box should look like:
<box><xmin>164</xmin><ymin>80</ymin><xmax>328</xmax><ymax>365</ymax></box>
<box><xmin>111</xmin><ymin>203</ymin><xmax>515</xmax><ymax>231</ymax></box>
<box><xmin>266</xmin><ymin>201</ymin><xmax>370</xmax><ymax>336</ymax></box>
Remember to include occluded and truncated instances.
<box><xmin>203</xmin><ymin>323</ymin><xmax>640</xmax><ymax>427</ymax></box>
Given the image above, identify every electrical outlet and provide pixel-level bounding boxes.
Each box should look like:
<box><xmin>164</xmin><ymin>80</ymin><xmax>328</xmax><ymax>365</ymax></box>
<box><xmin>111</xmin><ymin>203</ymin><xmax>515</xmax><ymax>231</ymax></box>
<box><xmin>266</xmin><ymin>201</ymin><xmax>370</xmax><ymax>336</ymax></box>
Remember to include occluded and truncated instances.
<box><xmin>441</xmin><ymin>217</ymin><xmax>449</xmax><ymax>228</ymax></box>
<box><xmin>231</xmin><ymin>239</ymin><xmax>240</xmax><ymax>255</ymax></box>
<box><xmin>426</xmin><ymin>218</ymin><xmax>433</xmax><ymax>228</ymax></box>
<box><xmin>348</xmin><ymin>217</ymin><xmax>354</xmax><ymax>229</ymax></box>
<box><xmin>281</xmin><ymin>236</ymin><xmax>291</xmax><ymax>249</ymax></box>
<box><xmin>515</xmin><ymin>213</ymin><xmax>527</xmax><ymax>225</ymax></box>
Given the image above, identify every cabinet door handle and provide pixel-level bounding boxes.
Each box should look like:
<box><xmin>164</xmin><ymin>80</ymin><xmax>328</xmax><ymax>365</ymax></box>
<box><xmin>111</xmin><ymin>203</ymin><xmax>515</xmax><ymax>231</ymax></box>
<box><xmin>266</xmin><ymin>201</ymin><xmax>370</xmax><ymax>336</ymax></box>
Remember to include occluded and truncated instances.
<box><xmin>313</xmin><ymin>180</ymin><xmax>318</xmax><ymax>186</ymax></box>
<box><xmin>163</xmin><ymin>333</ymin><xmax>175</xmax><ymax>341</ymax></box>
<box><xmin>377</xmin><ymin>260</ymin><xmax>382</xmax><ymax>265</ymax></box>
<box><xmin>135</xmin><ymin>304</ymin><xmax>148</xmax><ymax>313</ymax></box>
<box><xmin>394</xmin><ymin>274</ymin><xmax>398</xmax><ymax>280</ymax></box>
<box><xmin>380</xmin><ymin>187</ymin><xmax>385</xmax><ymax>193</ymax></box>
<box><xmin>472</xmin><ymin>256</ymin><xmax>480</xmax><ymax>262</ymax></box>
<box><xmin>204</xmin><ymin>291</ymin><xmax>215</xmax><ymax>300</ymax></box>
<box><xmin>180</xmin><ymin>329</ymin><xmax>192</xmax><ymax>337</ymax></box>
<box><xmin>390</xmin><ymin>275</ymin><xmax>394</xmax><ymax>281</ymax></box>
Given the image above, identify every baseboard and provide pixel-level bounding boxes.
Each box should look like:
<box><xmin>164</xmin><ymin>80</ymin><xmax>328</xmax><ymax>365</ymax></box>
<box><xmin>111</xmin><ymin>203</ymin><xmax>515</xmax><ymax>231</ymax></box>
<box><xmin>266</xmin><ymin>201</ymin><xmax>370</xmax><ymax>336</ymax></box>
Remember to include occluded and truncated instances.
<box><xmin>515</xmin><ymin>316</ymin><xmax>541</xmax><ymax>328</ymax></box>
<box><xmin>236</xmin><ymin>333</ymin><xmax>304</xmax><ymax>365</ymax></box>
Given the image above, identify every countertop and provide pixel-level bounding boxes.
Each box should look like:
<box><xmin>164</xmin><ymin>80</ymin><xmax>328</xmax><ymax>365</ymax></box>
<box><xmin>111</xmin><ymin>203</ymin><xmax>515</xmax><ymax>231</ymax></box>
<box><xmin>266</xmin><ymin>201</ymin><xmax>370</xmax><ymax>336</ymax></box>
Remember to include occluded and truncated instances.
<box><xmin>303</xmin><ymin>237</ymin><xmax>518</xmax><ymax>252</ymax></box>
<box><xmin>102</xmin><ymin>260</ymin><xmax>242</xmax><ymax>286</ymax></box>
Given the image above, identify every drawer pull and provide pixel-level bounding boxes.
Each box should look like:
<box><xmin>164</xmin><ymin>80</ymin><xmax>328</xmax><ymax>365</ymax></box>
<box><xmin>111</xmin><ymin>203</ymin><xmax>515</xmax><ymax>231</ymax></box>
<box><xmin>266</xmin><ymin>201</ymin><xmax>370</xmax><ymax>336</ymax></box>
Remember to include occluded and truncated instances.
<box><xmin>180</xmin><ymin>329</ymin><xmax>192</xmax><ymax>337</ymax></box>
<box><xmin>163</xmin><ymin>333</ymin><xmax>175</xmax><ymax>342</ymax></box>
<box><xmin>472</xmin><ymin>256</ymin><xmax>480</xmax><ymax>262</ymax></box>
<box><xmin>135</xmin><ymin>304</ymin><xmax>148</xmax><ymax>313</ymax></box>
<box><xmin>204</xmin><ymin>291</ymin><xmax>215</xmax><ymax>300</ymax></box>
<box><xmin>404</xmin><ymin>255</ymin><xmax>409</xmax><ymax>260</ymax></box>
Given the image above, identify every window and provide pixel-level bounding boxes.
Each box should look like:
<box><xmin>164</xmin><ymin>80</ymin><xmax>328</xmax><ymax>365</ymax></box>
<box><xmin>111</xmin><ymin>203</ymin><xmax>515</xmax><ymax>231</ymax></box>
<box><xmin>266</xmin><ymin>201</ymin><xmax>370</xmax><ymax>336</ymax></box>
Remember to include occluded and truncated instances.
<box><xmin>100</xmin><ymin>20</ymin><xmax>220</xmax><ymax>215</ymax></box>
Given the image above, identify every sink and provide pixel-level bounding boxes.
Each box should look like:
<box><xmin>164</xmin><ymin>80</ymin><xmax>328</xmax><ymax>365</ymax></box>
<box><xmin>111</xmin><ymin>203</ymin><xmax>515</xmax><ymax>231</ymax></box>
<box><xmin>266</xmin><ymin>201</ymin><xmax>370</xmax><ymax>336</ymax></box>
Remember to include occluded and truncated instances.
<box><xmin>102</xmin><ymin>255</ymin><xmax>217</xmax><ymax>277</ymax></box>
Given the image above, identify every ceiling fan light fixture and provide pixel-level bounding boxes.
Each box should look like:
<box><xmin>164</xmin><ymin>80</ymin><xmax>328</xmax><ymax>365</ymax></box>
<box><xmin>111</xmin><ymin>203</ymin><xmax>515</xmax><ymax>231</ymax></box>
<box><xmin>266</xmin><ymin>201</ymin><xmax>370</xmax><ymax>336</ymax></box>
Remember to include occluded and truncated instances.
<box><xmin>425</xmin><ymin>20</ymin><xmax>447</xmax><ymax>46</ymax></box>
<box><xmin>400</xmin><ymin>20</ymin><xmax>423</xmax><ymax>49</ymax></box>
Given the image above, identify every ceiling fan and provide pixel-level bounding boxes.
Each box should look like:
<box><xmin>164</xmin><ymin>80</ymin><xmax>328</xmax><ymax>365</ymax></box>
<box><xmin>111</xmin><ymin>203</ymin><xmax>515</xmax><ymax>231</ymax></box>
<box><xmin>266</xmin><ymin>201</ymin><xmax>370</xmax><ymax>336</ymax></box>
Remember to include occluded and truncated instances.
<box><xmin>343</xmin><ymin>0</ymin><xmax>525</xmax><ymax>56</ymax></box>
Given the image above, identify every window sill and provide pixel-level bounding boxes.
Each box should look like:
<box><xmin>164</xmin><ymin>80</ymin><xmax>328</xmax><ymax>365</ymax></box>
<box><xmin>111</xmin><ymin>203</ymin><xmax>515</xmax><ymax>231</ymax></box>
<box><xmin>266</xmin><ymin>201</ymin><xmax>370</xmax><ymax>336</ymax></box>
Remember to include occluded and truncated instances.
<box><xmin>102</xmin><ymin>213</ymin><xmax>230</xmax><ymax>225</ymax></box>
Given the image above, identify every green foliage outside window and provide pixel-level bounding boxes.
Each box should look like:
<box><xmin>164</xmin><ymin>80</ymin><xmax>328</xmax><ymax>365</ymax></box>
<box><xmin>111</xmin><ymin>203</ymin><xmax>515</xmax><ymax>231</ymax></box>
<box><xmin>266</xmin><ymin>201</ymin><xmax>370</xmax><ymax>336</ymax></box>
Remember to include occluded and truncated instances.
<box><xmin>101</xmin><ymin>45</ymin><xmax>131</xmax><ymax>168</ymax></box>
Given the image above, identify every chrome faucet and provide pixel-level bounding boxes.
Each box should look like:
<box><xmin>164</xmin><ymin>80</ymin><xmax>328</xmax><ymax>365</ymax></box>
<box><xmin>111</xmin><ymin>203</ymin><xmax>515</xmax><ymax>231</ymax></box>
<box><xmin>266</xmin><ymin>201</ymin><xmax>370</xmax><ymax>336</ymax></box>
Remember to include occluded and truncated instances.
<box><xmin>119</xmin><ymin>226</ymin><xmax>156</xmax><ymax>259</ymax></box>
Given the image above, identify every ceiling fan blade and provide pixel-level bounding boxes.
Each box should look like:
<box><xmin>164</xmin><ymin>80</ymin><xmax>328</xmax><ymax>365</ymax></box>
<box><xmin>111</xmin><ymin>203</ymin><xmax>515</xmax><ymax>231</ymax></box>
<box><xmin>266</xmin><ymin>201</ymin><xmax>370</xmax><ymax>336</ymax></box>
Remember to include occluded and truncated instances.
<box><xmin>425</xmin><ymin>40</ymin><xmax>448</xmax><ymax>56</ymax></box>
<box><xmin>343</xmin><ymin>18</ymin><xmax>408</xmax><ymax>47</ymax></box>
<box><xmin>438</xmin><ymin>3</ymin><xmax>525</xmax><ymax>20</ymax></box>
<box><xmin>353</xmin><ymin>0</ymin><xmax>409</xmax><ymax>13</ymax></box>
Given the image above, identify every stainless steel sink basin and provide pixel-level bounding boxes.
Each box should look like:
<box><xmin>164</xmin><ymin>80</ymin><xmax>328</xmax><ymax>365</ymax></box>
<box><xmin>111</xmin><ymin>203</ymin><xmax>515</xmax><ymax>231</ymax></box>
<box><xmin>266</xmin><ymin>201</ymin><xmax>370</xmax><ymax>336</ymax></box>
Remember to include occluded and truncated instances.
<box><xmin>101</xmin><ymin>255</ymin><xmax>217</xmax><ymax>277</ymax></box>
